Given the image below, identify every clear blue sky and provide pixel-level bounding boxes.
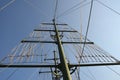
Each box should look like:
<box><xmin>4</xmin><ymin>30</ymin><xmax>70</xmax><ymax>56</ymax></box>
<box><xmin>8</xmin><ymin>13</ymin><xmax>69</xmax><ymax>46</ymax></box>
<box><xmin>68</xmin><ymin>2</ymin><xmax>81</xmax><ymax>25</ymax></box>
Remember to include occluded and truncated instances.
<box><xmin>0</xmin><ymin>0</ymin><xmax>120</xmax><ymax>80</ymax></box>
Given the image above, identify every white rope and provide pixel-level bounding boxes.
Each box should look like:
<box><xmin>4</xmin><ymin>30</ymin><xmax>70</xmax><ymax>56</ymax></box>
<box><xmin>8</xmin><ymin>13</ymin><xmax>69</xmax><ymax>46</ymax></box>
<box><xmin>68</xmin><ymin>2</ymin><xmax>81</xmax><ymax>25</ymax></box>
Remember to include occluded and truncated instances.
<box><xmin>0</xmin><ymin>0</ymin><xmax>16</xmax><ymax>12</ymax></box>
<box><xmin>23</xmin><ymin>0</ymin><xmax>50</xmax><ymax>21</ymax></box>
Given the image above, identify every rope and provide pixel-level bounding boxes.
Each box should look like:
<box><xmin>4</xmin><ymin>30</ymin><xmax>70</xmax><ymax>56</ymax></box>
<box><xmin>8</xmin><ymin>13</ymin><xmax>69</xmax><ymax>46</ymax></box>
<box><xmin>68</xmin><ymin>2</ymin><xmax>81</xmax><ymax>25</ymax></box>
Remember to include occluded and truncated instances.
<box><xmin>79</xmin><ymin>3</ymin><xmax>83</xmax><ymax>80</ymax></box>
<box><xmin>5</xmin><ymin>69</ymin><xmax>18</xmax><ymax>80</ymax></box>
<box><xmin>80</xmin><ymin>0</ymin><xmax>94</xmax><ymax>62</ymax></box>
<box><xmin>81</xmin><ymin>70</ymin><xmax>95</xmax><ymax>80</ymax></box>
<box><xmin>106</xmin><ymin>66</ymin><xmax>120</xmax><ymax>77</ymax></box>
<box><xmin>56</xmin><ymin>1</ymin><xmax>92</xmax><ymax>19</ymax></box>
<box><xmin>0</xmin><ymin>44</ymin><xmax>22</xmax><ymax>74</ymax></box>
<box><xmin>27</xmin><ymin>68</ymin><xmax>40</xmax><ymax>80</ymax></box>
<box><xmin>0</xmin><ymin>58</ymin><xmax>19</xmax><ymax>74</ymax></box>
<box><xmin>76</xmin><ymin>68</ymin><xmax>80</xmax><ymax>80</ymax></box>
<box><xmin>23</xmin><ymin>0</ymin><xmax>50</xmax><ymax>21</ymax></box>
<box><xmin>0</xmin><ymin>0</ymin><xmax>16</xmax><ymax>12</ymax></box>
<box><xmin>96</xmin><ymin>0</ymin><xmax>120</xmax><ymax>16</ymax></box>
<box><xmin>53</xmin><ymin>0</ymin><xmax>58</xmax><ymax>20</ymax></box>
<box><xmin>86</xmin><ymin>68</ymin><xmax>96</xmax><ymax>80</ymax></box>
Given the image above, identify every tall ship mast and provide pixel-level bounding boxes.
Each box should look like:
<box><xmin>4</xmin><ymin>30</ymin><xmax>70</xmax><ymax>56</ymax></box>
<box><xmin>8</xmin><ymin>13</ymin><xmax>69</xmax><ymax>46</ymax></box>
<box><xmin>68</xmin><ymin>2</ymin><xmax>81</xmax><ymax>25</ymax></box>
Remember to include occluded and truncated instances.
<box><xmin>0</xmin><ymin>0</ymin><xmax>120</xmax><ymax>80</ymax></box>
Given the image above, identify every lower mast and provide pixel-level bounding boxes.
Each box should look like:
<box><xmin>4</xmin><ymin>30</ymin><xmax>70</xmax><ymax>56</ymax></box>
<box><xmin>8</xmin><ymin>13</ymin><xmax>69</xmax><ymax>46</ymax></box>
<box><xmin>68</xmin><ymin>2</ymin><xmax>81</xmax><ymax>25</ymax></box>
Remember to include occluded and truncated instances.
<box><xmin>53</xmin><ymin>19</ymin><xmax>72</xmax><ymax>80</ymax></box>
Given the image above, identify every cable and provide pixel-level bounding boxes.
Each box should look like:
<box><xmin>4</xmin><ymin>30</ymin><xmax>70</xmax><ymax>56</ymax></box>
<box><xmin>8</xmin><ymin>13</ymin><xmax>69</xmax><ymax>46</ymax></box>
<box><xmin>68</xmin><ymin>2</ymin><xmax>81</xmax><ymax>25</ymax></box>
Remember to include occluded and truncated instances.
<box><xmin>57</xmin><ymin>0</ymin><xmax>86</xmax><ymax>18</ymax></box>
<box><xmin>81</xmin><ymin>70</ymin><xmax>96</xmax><ymax>80</ymax></box>
<box><xmin>5</xmin><ymin>69</ymin><xmax>18</xmax><ymax>80</ymax></box>
<box><xmin>80</xmin><ymin>0</ymin><xmax>94</xmax><ymax>62</ymax></box>
<box><xmin>23</xmin><ymin>0</ymin><xmax>51</xmax><ymax>21</ymax></box>
<box><xmin>0</xmin><ymin>46</ymin><xmax>21</xmax><ymax>74</ymax></box>
<box><xmin>96</xmin><ymin>0</ymin><xmax>120</xmax><ymax>16</ymax></box>
<box><xmin>0</xmin><ymin>0</ymin><xmax>16</xmax><ymax>12</ymax></box>
<box><xmin>77</xmin><ymin>68</ymin><xmax>80</xmax><ymax>80</ymax></box>
<box><xmin>57</xmin><ymin>0</ymin><xmax>91</xmax><ymax>19</ymax></box>
<box><xmin>53</xmin><ymin>0</ymin><xmax>58</xmax><ymax>20</ymax></box>
<box><xmin>106</xmin><ymin>66</ymin><xmax>120</xmax><ymax>77</ymax></box>
<box><xmin>27</xmin><ymin>68</ymin><xmax>40</xmax><ymax>80</ymax></box>
<box><xmin>87</xmin><ymin>68</ymin><xmax>96</xmax><ymax>80</ymax></box>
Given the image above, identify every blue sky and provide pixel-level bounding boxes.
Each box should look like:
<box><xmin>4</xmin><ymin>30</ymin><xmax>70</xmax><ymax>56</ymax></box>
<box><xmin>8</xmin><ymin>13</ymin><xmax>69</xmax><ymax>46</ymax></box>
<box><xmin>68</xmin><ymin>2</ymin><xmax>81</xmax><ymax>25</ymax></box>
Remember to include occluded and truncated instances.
<box><xmin>0</xmin><ymin>0</ymin><xmax>120</xmax><ymax>80</ymax></box>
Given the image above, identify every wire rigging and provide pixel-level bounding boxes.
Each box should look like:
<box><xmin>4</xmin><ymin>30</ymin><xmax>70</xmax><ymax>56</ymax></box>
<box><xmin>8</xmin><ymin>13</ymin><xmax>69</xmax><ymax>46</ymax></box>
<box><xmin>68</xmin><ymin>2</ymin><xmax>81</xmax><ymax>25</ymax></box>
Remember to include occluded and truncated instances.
<box><xmin>23</xmin><ymin>0</ymin><xmax>51</xmax><ymax>22</ymax></box>
<box><xmin>86</xmin><ymin>68</ymin><xmax>96</xmax><ymax>80</ymax></box>
<box><xmin>106</xmin><ymin>66</ymin><xmax>120</xmax><ymax>77</ymax></box>
<box><xmin>79</xmin><ymin>2</ymin><xmax>83</xmax><ymax>80</ymax></box>
<box><xmin>56</xmin><ymin>0</ymin><xmax>87</xmax><ymax>19</ymax></box>
<box><xmin>0</xmin><ymin>0</ymin><xmax>16</xmax><ymax>12</ymax></box>
<box><xmin>53</xmin><ymin>0</ymin><xmax>58</xmax><ymax>20</ymax></box>
<box><xmin>80</xmin><ymin>70</ymin><xmax>96</xmax><ymax>80</ymax></box>
<box><xmin>96</xmin><ymin>0</ymin><xmax>120</xmax><ymax>16</ymax></box>
<box><xmin>5</xmin><ymin>69</ymin><xmax>18</xmax><ymax>80</ymax></box>
<box><xmin>76</xmin><ymin>68</ymin><xmax>80</xmax><ymax>80</ymax></box>
<box><xmin>27</xmin><ymin>69</ymin><xmax>40</xmax><ymax>80</ymax></box>
<box><xmin>80</xmin><ymin>0</ymin><xmax>94</xmax><ymax>62</ymax></box>
<box><xmin>0</xmin><ymin>54</ymin><xmax>21</xmax><ymax>74</ymax></box>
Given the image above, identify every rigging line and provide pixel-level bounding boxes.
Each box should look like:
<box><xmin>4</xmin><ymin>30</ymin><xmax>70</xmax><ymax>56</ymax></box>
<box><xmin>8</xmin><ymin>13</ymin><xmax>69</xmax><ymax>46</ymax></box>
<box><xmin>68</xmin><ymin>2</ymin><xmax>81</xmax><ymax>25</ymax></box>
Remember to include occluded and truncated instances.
<box><xmin>0</xmin><ymin>53</ymin><xmax>22</xmax><ymax>74</ymax></box>
<box><xmin>53</xmin><ymin>0</ymin><xmax>58</xmax><ymax>19</ymax></box>
<box><xmin>77</xmin><ymin>68</ymin><xmax>80</xmax><ymax>80</ymax></box>
<box><xmin>93</xmin><ymin>46</ymin><xmax>111</xmax><ymax>62</ymax></box>
<box><xmin>27</xmin><ymin>68</ymin><xmax>40</xmax><ymax>80</ymax></box>
<box><xmin>56</xmin><ymin>20</ymin><xmax>80</xmax><ymax>33</ymax></box>
<box><xmin>96</xmin><ymin>0</ymin><xmax>120</xmax><ymax>16</ymax></box>
<box><xmin>0</xmin><ymin>44</ymin><xmax>24</xmax><ymax>71</ymax></box>
<box><xmin>80</xmin><ymin>0</ymin><xmax>94</xmax><ymax>62</ymax></box>
<box><xmin>56</xmin><ymin>0</ymin><xmax>86</xmax><ymax>18</ymax></box>
<box><xmin>23</xmin><ymin>0</ymin><xmax>50</xmax><ymax>21</ymax></box>
<box><xmin>30</xmin><ymin>44</ymin><xmax>36</xmax><ymax>62</ymax></box>
<box><xmin>0</xmin><ymin>0</ymin><xmax>16</xmax><ymax>12</ymax></box>
<box><xmin>80</xmin><ymin>1</ymin><xmax>83</xmax><ymax>45</ymax></box>
<box><xmin>106</xmin><ymin>66</ymin><xmax>120</xmax><ymax>77</ymax></box>
<box><xmin>81</xmin><ymin>70</ymin><xmax>95</xmax><ymax>80</ymax></box>
<box><xmin>10</xmin><ymin>44</ymin><xmax>23</xmax><ymax>62</ymax></box>
<box><xmin>25</xmin><ymin>43</ymin><xmax>35</xmax><ymax>62</ymax></box>
<box><xmin>91</xmin><ymin>44</ymin><xmax>119</xmax><ymax>62</ymax></box>
<box><xmin>86</xmin><ymin>68</ymin><xmax>97</xmax><ymax>80</ymax></box>
<box><xmin>57</xmin><ymin>20</ymin><xmax>85</xmax><ymax>37</ymax></box>
<box><xmin>56</xmin><ymin>1</ymin><xmax>91</xmax><ymax>19</ymax></box>
<box><xmin>79</xmin><ymin>4</ymin><xmax>82</xmax><ymax>80</ymax></box>
<box><xmin>87</xmin><ymin>44</ymin><xmax>104</xmax><ymax>62</ymax></box>
<box><xmin>5</xmin><ymin>68</ymin><xmax>18</xmax><ymax>80</ymax></box>
<box><xmin>67</xmin><ymin>32</ymin><xmax>88</xmax><ymax>62</ymax></box>
<box><xmin>0</xmin><ymin>43</ymin><xmax>20</xmax><ymax>63</ymax></box>
<box><xmin>18</xmin><ymin>43</ymin><xmax>29</xmax><ymax>62</ymax></box>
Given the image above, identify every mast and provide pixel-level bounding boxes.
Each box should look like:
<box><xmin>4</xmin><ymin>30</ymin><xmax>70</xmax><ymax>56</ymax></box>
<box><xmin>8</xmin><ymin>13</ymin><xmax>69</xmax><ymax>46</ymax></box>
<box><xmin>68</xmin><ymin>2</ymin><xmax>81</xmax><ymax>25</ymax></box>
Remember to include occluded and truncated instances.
<box><xmin>53</xmin><ymin>19</ymin><xmax>72</xmax><ymax>80</ymax></box>
<box><xmin>1</xmin><ymin>1</ymin><xmax>120</xmax><ymax>80</ymax></box>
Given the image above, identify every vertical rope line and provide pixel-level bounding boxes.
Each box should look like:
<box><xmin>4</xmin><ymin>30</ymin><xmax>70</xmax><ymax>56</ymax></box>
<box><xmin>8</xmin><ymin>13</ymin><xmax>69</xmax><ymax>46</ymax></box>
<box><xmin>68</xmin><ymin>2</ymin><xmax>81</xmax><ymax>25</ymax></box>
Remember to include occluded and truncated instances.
<box><xmin>80</xmin><ymin>0</ymin><xmax>94</xmax><ymax>62</ymax></box>
<box><xmin>80</xmin><ymin>0</ymin><xmax>83</xmax><ymax>47</ymax></box>
<box><xmin>54</xmin><ymin>0</ymin><xmax>58</xmax><ymax>19</ymax></box>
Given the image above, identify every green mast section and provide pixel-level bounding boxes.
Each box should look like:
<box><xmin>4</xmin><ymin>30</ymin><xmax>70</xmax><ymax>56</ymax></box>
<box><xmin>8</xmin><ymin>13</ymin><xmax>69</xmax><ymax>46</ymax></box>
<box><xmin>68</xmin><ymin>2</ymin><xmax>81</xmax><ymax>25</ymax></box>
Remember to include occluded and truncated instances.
<box><xmin>53</xmin><ymin>19</ymin><xmax>72</xmax><ymax>80</ymax></box>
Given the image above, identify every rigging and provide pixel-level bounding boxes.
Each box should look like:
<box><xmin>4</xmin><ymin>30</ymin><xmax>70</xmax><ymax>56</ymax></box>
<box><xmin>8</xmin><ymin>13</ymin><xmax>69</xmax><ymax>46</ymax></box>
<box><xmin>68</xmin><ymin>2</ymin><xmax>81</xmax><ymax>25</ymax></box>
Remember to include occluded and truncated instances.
<box><xmin>0</xmin><ymin>0</ymin><xmax>120</xmax><ymax>80</ymax></box>
<box><xmin>80</xmin><ymin>0</ymin><xmax>94</xmax><ymax>62</ymax></box>
<box><xmin>0</xmin><ymin>0</ymin><xmax>16</xmax><ymax>12</ymax></box>
<box><xmin>96</xmin><ymin>0</ymin><xmax>120</xmax><ymax>16</ymax></box>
